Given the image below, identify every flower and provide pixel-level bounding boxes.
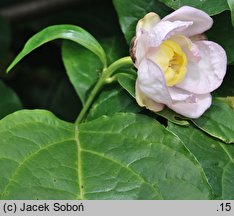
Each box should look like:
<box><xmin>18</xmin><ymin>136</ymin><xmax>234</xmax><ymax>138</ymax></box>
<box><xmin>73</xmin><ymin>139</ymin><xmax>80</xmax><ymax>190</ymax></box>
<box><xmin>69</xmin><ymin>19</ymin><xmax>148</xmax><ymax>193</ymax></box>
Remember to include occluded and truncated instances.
<box><xmin>132</xmin><ymin>6</ymin><xmax>227</xmax><ymax>118</ymax></box>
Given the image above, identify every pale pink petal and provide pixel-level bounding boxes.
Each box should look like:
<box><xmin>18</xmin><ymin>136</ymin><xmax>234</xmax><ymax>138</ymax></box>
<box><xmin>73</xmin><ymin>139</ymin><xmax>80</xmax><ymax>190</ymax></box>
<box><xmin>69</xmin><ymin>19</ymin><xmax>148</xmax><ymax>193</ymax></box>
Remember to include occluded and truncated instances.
<box><xmin>177</xmin><ymin>41</ymin><xmax>227</xmax><ymax>94</ymax></box>
<box><xmin>134</xmin><ymin>33</ymin><xmax>150</xmax><ymax>67</ymax></box>
<box><xmin>150</xmin><ymin>20</ymin><xmax>193</xmax><ymax>47</ymax></box>
<box><xmin>167</xmin><ymin>93</ymin><xmax>212</xmax><ymax>118</ymax></box>
<box><xmin>168</xmin><ymin>87</ymin><xmax>197</xmax><ymax>102</ymax></box>
<box><xmin>137</xmin><ymin>59</ymin><xmax>172</xmax><ymax>105</ymax></box>
<box><xmin>162</xmin><ymin>6</ymin><xmax>213</xmax><ymax>37</ymax></box>
<box><xmin>136</xmin><ymin>81</ymin><xmax>164</xmax><ymax>112</ymax></box>
<box><xmin>136</xmin><ymin>12</ymin><xmax>161</xmax><ymax>36</ymax></box>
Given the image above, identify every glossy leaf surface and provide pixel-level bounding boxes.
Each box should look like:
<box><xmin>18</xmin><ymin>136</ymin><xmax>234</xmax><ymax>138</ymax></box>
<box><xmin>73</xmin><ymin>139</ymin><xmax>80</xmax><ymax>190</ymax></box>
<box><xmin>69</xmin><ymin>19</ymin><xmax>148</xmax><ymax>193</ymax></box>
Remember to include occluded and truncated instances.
<box><xmin>7</xmin><ymin>25</ymin><xmax>107</xmax><ymax>72</ymax></box>
<box><xmin>193</xmin><ymin>98</ymin><xmax>234</xmax><ymax>144</ymax></box>
<box><xmin>168</xmin><ymin>123</ymin><xmax>234</xmax><ymax>199</ymax></box>
<box><xmin>0</xmin><ymin>110</ymin><xmax>211</xmax><ymax>199</ymax></box>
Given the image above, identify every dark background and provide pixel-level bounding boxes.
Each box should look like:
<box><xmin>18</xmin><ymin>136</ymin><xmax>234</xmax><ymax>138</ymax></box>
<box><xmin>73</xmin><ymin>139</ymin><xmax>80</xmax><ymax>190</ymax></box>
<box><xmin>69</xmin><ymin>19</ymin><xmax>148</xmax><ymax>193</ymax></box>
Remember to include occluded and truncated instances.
<box><xmin>0</xmin><ymin>0</ymin><xmax>124</xmax><ymax>122</ymax></box>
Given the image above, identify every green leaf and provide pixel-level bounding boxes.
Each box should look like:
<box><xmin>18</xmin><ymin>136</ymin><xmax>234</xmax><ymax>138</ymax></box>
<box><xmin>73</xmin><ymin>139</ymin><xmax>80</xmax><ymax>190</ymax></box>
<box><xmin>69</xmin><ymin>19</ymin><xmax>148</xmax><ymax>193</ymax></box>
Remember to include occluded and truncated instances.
<box><xmin>0</xmin><ymin>81</ymin><xmax>22</xmax><ymax>119</ymax></box>
<box><xmin>157</xmin><ymin>109</ymin><xmax>190</xmax><ymax>126</ymax></box>
<box><xmin>102</xmin><ymin>37</ymin><xmax>129</xmax><ymax>64</ymax></box>
<box><xmin>62</xmin><ymin>37</ymin><xmax>128</xmax><ymax>105</ymax></box>
<box><xmin>0</xmin><ymin>110</ymin><xmax>77</xmax><ymax>199</ymax></box>
<box><xmin>0</xmin><ymin>110</ymin><xmax>211</xmax><ymax>199</ymax></box>
<box><xmin>62</xmin><ymin>41</ymin><xmax>101</xmax><ymax>105</ymax></box>
<box><xmin>87</xmin><ymin>86</ymin><xmax>141</xmax><ymax>121</ymax></box>
<box><xmin>168</xmin><ymin>122</ymin><xmax>234</xmax><ymax>199</ymax></box>
<box><xmin>113</xmin><ymin>0</ymin><xmax>171</xmax><ymax>44</ymax></box>
<box><xmin>116</xmin><ymin>72</ymin><xmax>136</xmax><ymax>97</ymax></box>
<box><xmin>7</xmin><ymin>25</ymin><xmax>107</xmax><ymax>72</ymax></box>
<box><xmin>227</xmin><ymin>0</ymin><xmax>234</xmax><ymax>27</ymax></box>
<box><xmin>159</xmin><ymin>0</ymin><xmax>229</xmax><ymax>16</ymax></box>
<box><xmin>207</xmin><ymin>11</ymin><xmax>234</xmax><ymax>64</ymax></box>
<box><xmin>192</xmin><ymin>98</ymin><xmax>234</xmax><ymax>144</ymax></box>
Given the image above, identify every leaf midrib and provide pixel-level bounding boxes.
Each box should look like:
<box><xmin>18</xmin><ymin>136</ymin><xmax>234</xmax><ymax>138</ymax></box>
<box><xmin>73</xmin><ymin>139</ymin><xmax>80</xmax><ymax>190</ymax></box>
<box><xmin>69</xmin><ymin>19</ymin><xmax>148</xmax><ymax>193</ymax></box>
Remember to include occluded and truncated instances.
<box><xmin>1</xmin><ymin>126</ymin><xmax>164</xmax><ymax>200</ymax></box>
<box><xmin>1</xmin><ymin>120</ymin><xmax>211</xmax><ymax>200</ymax></box>
<box><xmin>75</xmin><ymin>125</ymin><xmax>84</xmax><ymax>200</ymax></box>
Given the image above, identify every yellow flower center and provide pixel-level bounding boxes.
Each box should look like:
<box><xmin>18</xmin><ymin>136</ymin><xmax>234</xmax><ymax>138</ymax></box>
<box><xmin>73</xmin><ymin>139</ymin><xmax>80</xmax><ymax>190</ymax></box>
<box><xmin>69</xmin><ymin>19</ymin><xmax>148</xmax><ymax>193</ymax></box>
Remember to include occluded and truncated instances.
<box><xmin>155</xmin><ymin>40</ymin><xmax>187</xmax><ymax>86</ymax></box>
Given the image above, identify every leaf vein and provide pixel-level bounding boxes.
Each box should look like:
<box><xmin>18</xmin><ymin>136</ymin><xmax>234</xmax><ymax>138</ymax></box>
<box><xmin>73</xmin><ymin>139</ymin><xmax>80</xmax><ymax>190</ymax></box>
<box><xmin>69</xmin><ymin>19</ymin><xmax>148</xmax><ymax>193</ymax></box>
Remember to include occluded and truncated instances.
<box><xmin>82</xmin><ymin>149</ymin><xmax>164</xmax><ymax>199</ymax></box>
<box><xmin>1</xmin><ymin>138</ymin><xmax>74</xmax><ymax>198</ymax></box>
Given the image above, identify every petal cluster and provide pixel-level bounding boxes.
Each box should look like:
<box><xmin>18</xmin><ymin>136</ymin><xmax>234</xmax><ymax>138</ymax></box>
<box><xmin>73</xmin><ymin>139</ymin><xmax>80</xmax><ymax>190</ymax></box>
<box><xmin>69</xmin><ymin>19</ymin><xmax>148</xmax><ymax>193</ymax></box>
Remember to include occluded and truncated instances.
<box><xmin>134</xmin><ymin>6</ymin><xmax>227</xmax><ymax>118</ymax></box>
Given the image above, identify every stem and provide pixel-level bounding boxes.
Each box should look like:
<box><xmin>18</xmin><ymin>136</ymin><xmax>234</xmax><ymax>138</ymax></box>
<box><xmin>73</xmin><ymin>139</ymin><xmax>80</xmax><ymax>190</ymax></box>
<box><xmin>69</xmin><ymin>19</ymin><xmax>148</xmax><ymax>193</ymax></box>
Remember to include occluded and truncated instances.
<box><xmin>103</xmin><ymin>56</ymin><xmax>133</xmax><ymax>77</ymax></box>
<box><xmin>75</xmin><ymin>56</ymin><xmax>133</xmax><ymax>124</ymax></box>
<box><xmin>75</xmin><ymin>77</ymin><xmax>104</xmax><ymax>124</ymax></box>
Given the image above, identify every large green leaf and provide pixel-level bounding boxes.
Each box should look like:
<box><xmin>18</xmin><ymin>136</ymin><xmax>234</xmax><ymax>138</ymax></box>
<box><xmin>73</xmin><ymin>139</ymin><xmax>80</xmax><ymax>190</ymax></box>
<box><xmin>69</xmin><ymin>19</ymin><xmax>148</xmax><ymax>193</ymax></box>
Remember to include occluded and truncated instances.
<box><xmin>0</xmin><ymin>81</ymin><xmax>22</xmax><ymax>119</ymax></box>
<box><xmin>159</xmin><ymin>0</ymin><xmax>229</xmax><ymax>16</ymax></box>
<box><xmin>168</xmin><ymin>123</ymin><xmax>234</xmax><ymax>199</ymax></box>
<box><xmin>7</xmin><ymin>25</ymin><xmax>107</xmax><ymax>72</ymax></box>
<box><xmin>87</xmin><ymin>86</ymin><xmax>141</xmax><ymax>121</ymax></box>
<box><xmin>0</xmin><ymin>110</ymin><xmax>211</xmax><ymax>199</ymax></box>
<box><xmin>0</xmin><ymin>110</ymin><xmax>77</xmax><ymax>199</ymax></box>
<box><xmin>192</xmin><ymin>98</ymin><xmax>234</xmax><ymax>144</ymax></box>
<box><xmin>113</xmin><ymin>0</ymin><xmax>171</xmax><ymax>44</ymax></box>
<box><xmin>62</xmin><ymin>37</ymin><xmax>128</xmax><ymax>105</ymax></box>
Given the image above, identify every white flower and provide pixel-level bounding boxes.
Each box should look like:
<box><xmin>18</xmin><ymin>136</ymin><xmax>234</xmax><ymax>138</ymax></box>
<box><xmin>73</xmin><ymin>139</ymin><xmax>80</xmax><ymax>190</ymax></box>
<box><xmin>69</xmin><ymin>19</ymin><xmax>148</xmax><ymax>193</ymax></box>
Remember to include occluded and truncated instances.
<box><xmin>133</xmin><ymin>6</ymin><xmax>227</xmax><ymax>118</ymax></box>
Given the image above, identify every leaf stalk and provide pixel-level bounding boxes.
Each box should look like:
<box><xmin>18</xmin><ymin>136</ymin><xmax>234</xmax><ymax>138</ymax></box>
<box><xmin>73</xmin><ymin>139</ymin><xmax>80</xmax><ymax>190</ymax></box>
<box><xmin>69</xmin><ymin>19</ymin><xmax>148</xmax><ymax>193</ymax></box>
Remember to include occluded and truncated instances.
<box><xmin>75</xmin><ymin>56</ymin><xmax>133</xmax><ymax>124</ymax></box>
